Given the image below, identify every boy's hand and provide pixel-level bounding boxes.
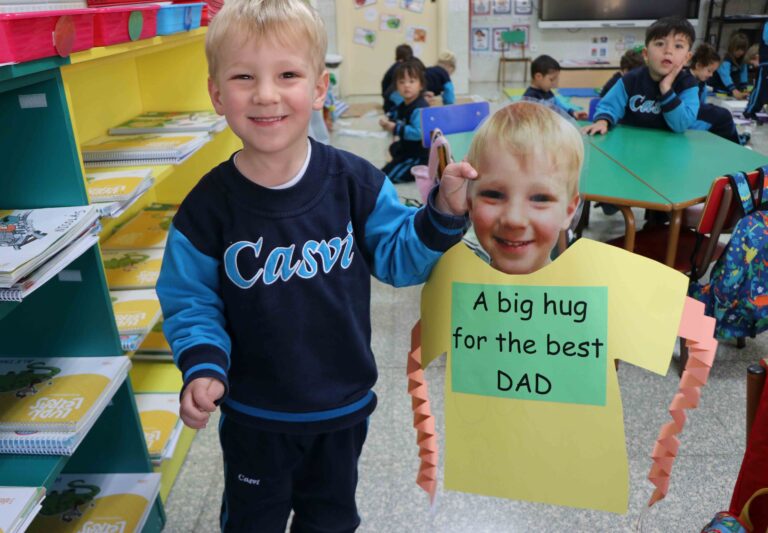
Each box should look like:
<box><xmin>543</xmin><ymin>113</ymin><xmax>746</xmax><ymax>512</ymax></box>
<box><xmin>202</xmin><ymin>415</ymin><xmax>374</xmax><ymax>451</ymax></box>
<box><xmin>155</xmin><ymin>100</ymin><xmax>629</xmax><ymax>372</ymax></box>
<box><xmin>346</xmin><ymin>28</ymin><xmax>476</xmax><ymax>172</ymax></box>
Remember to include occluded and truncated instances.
<box><xmin>435</xmin><ymin>161</ymin><xmax>478</xmax><ymax>216</ymax></box>
<box><xmin>581</xmin><ymin>120</ymin><xmax>609</xmax><ymax>136</ymax></box>
<box><xmin>379</xmin><ymin>117</ymin><xmax>395</xmax><ymax>132</ymax></box>
<box><xmin>733</xmin><ymin>89</ymin><xmax>748</xmax><ymax>100</ymax></box>
<box><xmin>573</xmin><ymin>110</ymin><xmax>589</xmax><ymax>120</ymax></box>
<box><xmin>180</xmin><ymin>377</ymin><xmax>225</xmax><ymax>429</ymax></box>
<box><xmin>659</xmin><ymin>62</ymin><xmax>684</xmax><ymax>94</ymax></box>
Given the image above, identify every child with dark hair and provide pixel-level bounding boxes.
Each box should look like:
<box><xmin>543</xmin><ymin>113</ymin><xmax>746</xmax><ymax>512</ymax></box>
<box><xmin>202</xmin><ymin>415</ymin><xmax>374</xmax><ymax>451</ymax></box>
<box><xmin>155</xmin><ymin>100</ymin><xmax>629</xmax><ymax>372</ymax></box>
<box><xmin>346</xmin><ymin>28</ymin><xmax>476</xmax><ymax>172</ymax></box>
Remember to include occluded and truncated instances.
<box><xmin>424</xmin><ymin>50</ymin><xmax>456</xmax><ymax>105</ymax></box>
<box><xmin>381</xmin><ymin>44</ymin><xmax>413</xmax><ymax>112</ymax></box>
<box><xmin>710</xmin><ymin>32</ymin><xmax>750</xmax><ymax>98</ymax></box>
<box><xmin>379</xmin><ymin>59</ymin><xmax>430</xmax><ymax>183</ymax></box>
<box><xmin>522</xmin><ymin>54</ymin><xmax>588</xmax><ymax>119</ymax></box>
<box><xmin>600</xmin><ymin>48</ymin><xmax>645</xmax><ymax>97</ymax></box>
<box><xmin>745</xmin><ymin>22</ymin><xmax>768</xmax><ymax>118</ymax></box>
<box><xmin>689</xmin><ymin>43</ymin><xmax>744</xmax><ymax>144</ymax></box>
<box><xmin>583</xmin><ymin>16</ymin><xmax>699</xmax><ymax>136</ymax></box>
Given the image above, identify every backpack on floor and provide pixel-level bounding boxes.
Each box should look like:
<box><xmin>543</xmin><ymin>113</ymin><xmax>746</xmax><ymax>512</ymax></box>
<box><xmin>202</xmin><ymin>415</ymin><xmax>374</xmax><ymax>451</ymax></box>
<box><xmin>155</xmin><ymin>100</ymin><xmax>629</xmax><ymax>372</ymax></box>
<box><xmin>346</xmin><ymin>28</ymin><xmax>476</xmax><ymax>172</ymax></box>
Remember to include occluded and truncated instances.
<box><xmin>689</xmin><ymin>168</ymin><xmax>768</xmax><ymax>339</ymax></box>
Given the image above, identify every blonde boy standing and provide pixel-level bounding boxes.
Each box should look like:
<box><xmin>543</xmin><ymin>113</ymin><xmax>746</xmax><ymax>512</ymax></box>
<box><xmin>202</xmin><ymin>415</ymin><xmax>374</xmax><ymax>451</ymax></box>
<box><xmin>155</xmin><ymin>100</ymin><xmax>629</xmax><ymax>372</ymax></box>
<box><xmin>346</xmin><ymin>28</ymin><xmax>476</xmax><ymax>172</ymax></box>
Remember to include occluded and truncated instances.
<box><xmin>156</xmin><ymin>0</ymin><xmax>475</xmax><ymax>530</ymax></box>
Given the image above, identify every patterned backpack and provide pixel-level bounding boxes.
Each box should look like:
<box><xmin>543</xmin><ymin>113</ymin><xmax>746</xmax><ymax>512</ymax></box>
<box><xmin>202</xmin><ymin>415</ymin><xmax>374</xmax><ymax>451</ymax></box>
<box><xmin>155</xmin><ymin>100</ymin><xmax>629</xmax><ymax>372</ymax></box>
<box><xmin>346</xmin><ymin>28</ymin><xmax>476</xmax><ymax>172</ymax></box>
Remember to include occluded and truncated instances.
<box><xmin>689</xmin><ymin>168</ymin><xmax>768</xmax><ymax>339</ymax></box>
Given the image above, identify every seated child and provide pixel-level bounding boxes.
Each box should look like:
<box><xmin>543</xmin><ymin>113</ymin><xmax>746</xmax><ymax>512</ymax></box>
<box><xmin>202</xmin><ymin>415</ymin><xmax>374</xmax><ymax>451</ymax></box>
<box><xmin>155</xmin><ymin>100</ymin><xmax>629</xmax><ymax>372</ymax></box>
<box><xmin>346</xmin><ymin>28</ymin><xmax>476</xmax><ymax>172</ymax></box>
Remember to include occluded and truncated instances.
<box><xmin>424</xmin><ymin>50</ymin><xmax>456</xmax><ymax>105</ymax></box>
<box><xmin>710</xmin><ymin>32</ymin><xmax>749</xmax><ymax>99</ymax></box>
<box><xmin>379</xmin><ymin>58</ymin><xmax>430</xmax><ymax>183</ymax></box>
<box><xmin>523</xmin><ymin>55</ymin><xmax>589</xmax><ymax>120</ymax></box>
<box><xmin>689</xmin><ymin>43</ymin><xmax>744</xmax><ymax>144</ymax></box>
<box><xmin>746</xmin><ymin>43</ymin><xmax>760</xmax><ymax>84</ymax></box>
<box><xmin>462</xmin><ymin>101</ymin><xmax>581</xmax><ymax>274</ymax></box>
<box><xmin>600</xmin><ymin>48</ymin><xmax>645</xmax><ymax>97</ymax></box>
<box><xmin>381</xmin><ymin>43</ymin><xmax>413</xmax><ymax>112</ymax></box>
<box><xmin>745</xmin><ymin>21</ymin><xmax>768</xmax><ymax>118</ymax></box>
<box><xmin>583</xmin><ymin>16</ymin><xmax>699</xmax><ymax>136</ymax></box>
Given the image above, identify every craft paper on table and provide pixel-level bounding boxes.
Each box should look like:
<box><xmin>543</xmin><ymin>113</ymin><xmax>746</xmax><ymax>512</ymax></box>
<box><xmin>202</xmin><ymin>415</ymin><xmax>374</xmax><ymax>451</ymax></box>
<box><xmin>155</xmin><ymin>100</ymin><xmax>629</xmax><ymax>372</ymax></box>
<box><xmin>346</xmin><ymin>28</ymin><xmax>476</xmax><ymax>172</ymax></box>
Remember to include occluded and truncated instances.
<box><xmin>471</xmin><ymin>28</ymin><xmax>489</xmax><ymax>52</ymax></box>
<box><xmin>492</xmin><ymin>0</ymin><xmax>511</xmax><ymax>14</ymax></box>
<box><xmin>472</xmin><ymin>0</ymin><xmax>490</xmax><ymax>15</ymax></box>
<box><xmin>353</xmin><ymin>0</ymin><xmax>375</xmax><ymax>7</ymax></box>
<box><xmin>406</xmin><ymin>26</ymin><xmax>427</xmax><ymax>43</ymax></box>
<box><xmin>400</xmin><ymin>0</ymin><xmax>424</xmax><ymax>13</ymax></box>
<box><xmin>492</xmin><ymin>27</ymin><xmax>510</xmax><ymax>52</ymax></box>
<box><xmin>353</xmin><ymin>27</ymin><xmax>376</xmax><ymax>48</ymax></box>
<box><xmin>380</xmin><ymin>13</ymin><xmax>402</xmax><ymax>31</ymax></box>
<box><xmin>418</xmin><ymin>239</ymin><xmax>689</xmax><ymax>513</ymax></box>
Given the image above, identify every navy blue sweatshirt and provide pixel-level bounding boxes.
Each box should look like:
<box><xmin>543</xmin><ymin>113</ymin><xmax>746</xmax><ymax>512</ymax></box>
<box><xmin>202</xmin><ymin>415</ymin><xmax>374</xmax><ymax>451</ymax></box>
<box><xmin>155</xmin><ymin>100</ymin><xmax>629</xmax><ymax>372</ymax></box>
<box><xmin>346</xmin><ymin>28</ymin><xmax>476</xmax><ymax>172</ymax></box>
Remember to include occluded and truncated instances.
<box><xmin>593</xmin><ymin>65</ymin><xmax>699</xmax><ymax>132</ymax></box>
<box><xmin>600</xmin><ymin>71</ymin><xmax>623</xmax><ymax>98</ymax></box>
<box><xmin>425</xmin><ymin>65</ymin><xmax>455</xmax><ymax>104</ymax></box>
<box><xmin>711</xmin><ymin>57</ymin><xmax>748</xmax><ymax>95</ymax></box>
<box><xmin>522</xmin><ymin>86</ymin><xmax>577</xmax><ymax>117</ymax></box>
<box><xmin>156</xmin><ymin>139</ymin><xmax>467</xmax><ymax>434</ymax></box>
<box><xmin>387</xmin><ymin>94</ymin><xmax>430</xmax><ymax>159</ymax></box>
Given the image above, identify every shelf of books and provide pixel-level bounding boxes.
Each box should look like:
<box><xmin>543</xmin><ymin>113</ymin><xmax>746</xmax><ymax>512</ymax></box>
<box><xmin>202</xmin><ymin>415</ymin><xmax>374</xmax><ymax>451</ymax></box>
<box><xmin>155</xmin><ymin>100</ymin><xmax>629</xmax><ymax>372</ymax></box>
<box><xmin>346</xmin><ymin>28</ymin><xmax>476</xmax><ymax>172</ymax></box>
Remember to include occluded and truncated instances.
<box><xmin>1</xmin><ymin>24</ymin><xmax>235</xmax><ymax>532</ymax></box>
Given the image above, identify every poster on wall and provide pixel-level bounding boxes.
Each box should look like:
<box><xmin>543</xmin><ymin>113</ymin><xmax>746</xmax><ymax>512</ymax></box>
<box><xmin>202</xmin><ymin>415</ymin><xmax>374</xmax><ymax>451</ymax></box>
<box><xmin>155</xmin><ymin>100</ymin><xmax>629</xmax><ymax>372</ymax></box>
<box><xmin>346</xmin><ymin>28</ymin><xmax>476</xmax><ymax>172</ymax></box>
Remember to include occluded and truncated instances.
<box><xmin>353</xmin><ymin>0</ymin><xmax>376</xmax><ymax>7</ymax></box>
<box><xmin>513</xmin><ymin>0</ymin><xmax>532</xmax><ymax>15</ymax></box>
<box><xmin>406</xmin><ymin>25</ymin><xmax>427</xmax><ymax>43</ymax></box>
<box><xmin>364</xmin><ymin>7</ymin><xmax>378</xmax><ymax>21</ymax></box>
<box><xmin>400</xmin><ymin>0</ymin><xmax>424</xmax><ymax>13</ymax></box>
<box><xmin>511</xmin><ymin>24</ymin><xmax>529</xmax><ymax>47</ymax></box>
<box><xmin>492</xmin><ymin>27</ymin><xmax>511</xmax><ymax>51</ymax></box>
<box><xmin>492</xmin><ymin>0</ymin><xmax>511</xmax><ymax>15</ymax></box>
<box><xmin>384</xmin><ymin>0</ymin><xmax>397</xmax><ymax>6</ymax></box>
<box><xmin>472</xmin><ymin>27</ymin><xmax>490</xmax><ymax>52</ymax></box>
<box><xmin>353</xmin><ymin>27</ymin><xmax>377</xmax><ymax>47</ymax></box>
<box><xmin>380</xmin><ymin>13</ymin><xmax>403</xmax><ymax>31</ymax></box>
<box><xmin>472</xmin><ymin>0</ymin><xmax>490</xmax><ymax>16</ymax></box>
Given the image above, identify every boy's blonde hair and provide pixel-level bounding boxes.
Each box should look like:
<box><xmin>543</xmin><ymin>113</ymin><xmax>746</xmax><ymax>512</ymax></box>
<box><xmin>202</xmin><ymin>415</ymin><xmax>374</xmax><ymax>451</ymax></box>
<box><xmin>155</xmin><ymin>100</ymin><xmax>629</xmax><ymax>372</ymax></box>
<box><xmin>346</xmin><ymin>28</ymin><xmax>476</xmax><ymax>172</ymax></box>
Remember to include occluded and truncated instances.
<box><xmin>206</xmin><ymin>0</ymin><xmax>327</xmax><ymax>78</ymax></box>
<box><xmin>437</xmin><ymin>50</ymin><xmax>456</xmax><ymax>70</ymax></box>
<box><xmin>466</xmin><ymin>102</ymin><xmax>583</xmax><ymax>197</ymax></box>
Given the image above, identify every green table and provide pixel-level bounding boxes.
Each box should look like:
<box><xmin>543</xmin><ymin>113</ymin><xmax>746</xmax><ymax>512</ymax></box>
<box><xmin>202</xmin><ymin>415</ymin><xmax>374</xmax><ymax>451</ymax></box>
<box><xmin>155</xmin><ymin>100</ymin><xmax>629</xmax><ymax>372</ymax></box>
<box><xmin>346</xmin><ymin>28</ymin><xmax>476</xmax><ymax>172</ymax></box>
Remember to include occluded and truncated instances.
<box><xmin>447</xmin><ymin>126</ymin><xmax>768</xmax><ymax>266</ymax></box>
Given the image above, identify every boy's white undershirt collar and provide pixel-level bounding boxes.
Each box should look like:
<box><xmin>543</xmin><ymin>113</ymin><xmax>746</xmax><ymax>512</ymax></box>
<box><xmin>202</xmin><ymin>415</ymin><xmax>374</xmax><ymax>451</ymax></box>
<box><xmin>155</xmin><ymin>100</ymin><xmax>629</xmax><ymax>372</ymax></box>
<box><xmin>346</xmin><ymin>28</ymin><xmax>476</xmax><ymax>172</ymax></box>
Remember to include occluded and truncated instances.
<box><xmin>234</xmin><ymin>138</ymin><xmax>312</xmax><ymax>190</ymax></box>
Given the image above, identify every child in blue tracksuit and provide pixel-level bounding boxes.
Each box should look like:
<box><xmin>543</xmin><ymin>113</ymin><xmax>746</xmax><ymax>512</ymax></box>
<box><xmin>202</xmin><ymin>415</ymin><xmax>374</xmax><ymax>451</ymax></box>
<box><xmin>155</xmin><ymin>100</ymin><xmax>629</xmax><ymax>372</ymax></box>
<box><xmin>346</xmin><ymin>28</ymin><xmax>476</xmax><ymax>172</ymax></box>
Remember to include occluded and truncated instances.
<box><xmin>745</xmin><ymin>23</ymin><xmax>768</xmax><ymax>118</ymax></box>
<box><xmin>522</xmin><ymin>55</ymin><xmax>588</xmax><ymax>119</ymax></box>
<box><xmin>379</xmin><ymin>58</ymin><xmax>430</xmax><ymax>183</ymax></box>
<box><xmin>689</xmin><ymin>43</ymin><xmax>743</xmax><ymax>144</ymax></box>
<box><xmin>710</xmin><ymin>32</ymin><xmax>750</xmax><ymax>99</ymax></box>
<box><xmin>583</xmin><ymin>17</ymin><xmax>699</xmax><ymax>136</ymax></box>
<box><xmin>600</xmin><ymin>48</ymin><xmax>645</xmax><ymax>97</ymax></box>
<box><xmin>156</xmin><ymin>1</ymin><xmax>474</xmax><ymax>531</ymax></box>
<box><xmin>424</xmin><ymin>51</ymin><xmax>456</xmax><ymax>105</ymax></box>
<box><xmin>381</xmin><ymin>43</ymin><xmax>413</xmax><ymax>113</ymax></box>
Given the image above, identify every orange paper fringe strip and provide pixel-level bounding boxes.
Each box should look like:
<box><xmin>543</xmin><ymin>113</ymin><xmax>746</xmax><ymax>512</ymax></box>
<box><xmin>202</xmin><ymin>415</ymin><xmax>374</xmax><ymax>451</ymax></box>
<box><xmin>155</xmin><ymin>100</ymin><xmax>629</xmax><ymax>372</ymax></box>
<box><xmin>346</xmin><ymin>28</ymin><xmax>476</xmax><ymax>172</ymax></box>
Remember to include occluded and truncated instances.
<box><xmin>408</xmin><ymin>321</ymin><xmax>438</xmax><ymax>502</ymax></box>
<box><xmin>648</xmin><ymin>297</ymin><xmax>717</xmax><ymax>506</ymax></box>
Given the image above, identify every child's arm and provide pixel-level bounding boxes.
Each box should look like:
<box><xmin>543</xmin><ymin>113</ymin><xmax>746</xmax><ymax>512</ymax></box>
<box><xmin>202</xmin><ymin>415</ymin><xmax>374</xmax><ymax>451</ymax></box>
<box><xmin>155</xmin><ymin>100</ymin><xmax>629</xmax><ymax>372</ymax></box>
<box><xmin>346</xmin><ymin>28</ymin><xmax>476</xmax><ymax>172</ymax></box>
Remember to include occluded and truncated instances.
<box><xmin>717</xmin><ymin>60</ymin><xmax>747</xmax><ymax>98</ymax></box>
<box><xmin>583</xmin><ymin>80</ymin><xmax>627</xmax><ymax>134</ymax></box>
<box><xmin>442</xmin><ymin>81</ymin><xmax>455</xmax><ymax>105</ymax></box>
<box><xmin>393</xmin><ymin>107</ymin><xmax>424</xmax><ymax>141</ymax></box>
<box><xmin>659</xmin><ymin>64</ymin><xmax>700</xmax><ymax>133</ymax></box>
<box><xmin>364</xmin><ymin>163</ymin><xmax>475</xmax><ymax>287</ymax></box>
<box><xmin>157</xmin><ymin>224</ymin><xmax>231</xmax><ymax>424</ymax></box>
<box><xmin>553</xmin><ymin>95</ymin><xmax>588</xmax><ymax>120</ymax></box>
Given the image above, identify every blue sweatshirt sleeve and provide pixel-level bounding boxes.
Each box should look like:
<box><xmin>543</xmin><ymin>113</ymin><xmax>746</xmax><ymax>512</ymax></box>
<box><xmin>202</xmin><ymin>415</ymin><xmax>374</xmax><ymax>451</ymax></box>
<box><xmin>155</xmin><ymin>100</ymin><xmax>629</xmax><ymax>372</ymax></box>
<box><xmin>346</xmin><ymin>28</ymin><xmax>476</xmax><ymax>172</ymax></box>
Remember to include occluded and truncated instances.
<box><xmin>717</xmin><ymin>60</ymin><xmax>736</xmax><ymax>93</ymax></box>
<box><xmin>738</xmin><ymin>63</ymin><xmax>748</xmax><ymax>88</ymax></box>
<box><xmin>553</xmin><ymin>95</ymin><xmax>576</xmax><ymax>116</ymax></box>
<box><xmin>395</xmin><ymin>107</ymin><xmax>423</xmax><ymax>141</ymax></box>
<box><xmin>157</xmin><ymin>224</ymin><xmax>231</xmax><ymax>395</ymax></box>
<box><xmin>660</xmin><ymin>86</ymin><xmax>700</xmax><ymax>132</ymax></box>
<box><xmin>389</xmin><ymin>91</ymin><xmax>404</xmax><ymax>108</ymax></box>
<box><xmin>593</xmin><ymin>78</ymin><xmax>628</xmax><ymax>127</ymax></box>
<box><xmin>364</xmin><ymin>179</ymin><xmax>467</xmax><ymax>287</ymax></box>
<box><xmin>442</xmin><ymin>81</ymin><xmax>455</xmax><ymax>105</ymax></box>
<box><xmin>700</xmin><ymin>84</ymin><xmax>709</xmax><ymax>105</ymax></box>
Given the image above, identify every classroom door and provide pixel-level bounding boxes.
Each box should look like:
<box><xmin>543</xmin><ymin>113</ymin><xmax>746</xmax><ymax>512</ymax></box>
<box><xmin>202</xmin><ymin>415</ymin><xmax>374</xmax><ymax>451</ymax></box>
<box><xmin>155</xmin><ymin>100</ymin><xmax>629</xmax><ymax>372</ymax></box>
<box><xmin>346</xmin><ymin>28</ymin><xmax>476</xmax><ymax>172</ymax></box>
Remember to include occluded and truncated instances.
<box><xmin>335</xmin><ymin>0</ymin><xmax>439</xmax><ymax>96</ymax></box>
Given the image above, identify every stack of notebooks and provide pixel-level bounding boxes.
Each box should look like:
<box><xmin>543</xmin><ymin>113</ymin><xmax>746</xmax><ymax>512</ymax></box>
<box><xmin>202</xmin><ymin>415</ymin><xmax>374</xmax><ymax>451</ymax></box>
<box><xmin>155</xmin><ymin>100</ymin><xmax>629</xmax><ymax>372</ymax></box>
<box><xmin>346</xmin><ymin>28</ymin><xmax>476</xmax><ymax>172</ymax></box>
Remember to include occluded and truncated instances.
<box><xmin>135</xmin><ymin>393</ymin><xmax>182</xmax><ymax>465</ymax></box>
<box><xmin>110</xmin><ymin>289</ymin><xmax>162</xmax><ymax>353</ymax></box>
<box><xmin>135</xmin><ymin>320</ymin><xmax>172</xmax><ymax>361</ymax></box>
<box><xmin>85</xmin><ymin>168</ymin><xmax>155</xmax><ymax>218</ymax></box>
<box><xmin>81</xmin><ymin>132</ymin><xmax>210</xmax><ymax>168</ymax></box>
<box><xmin>0</xmin><ymin>486</ymin><xmax>45</xmax><ymax>533</ymax></box>
<box><xmin>28</xmin><ymin>473</ymin><xmax>160</xmax><ymax>533</ymax></box>
<box><xmin>0</xmin><ymin>206</ymin><xmax>100</xmax><ymax>302</ymax></box>
<box><xmin>108</xmin><ymin>111</ymin><xmax>227</xmax><ymax>135</ymax></box>
<box><xmin>0</xmin><ymin>356</ymin><xmax>130</xmax><ymax>455</ymax></box>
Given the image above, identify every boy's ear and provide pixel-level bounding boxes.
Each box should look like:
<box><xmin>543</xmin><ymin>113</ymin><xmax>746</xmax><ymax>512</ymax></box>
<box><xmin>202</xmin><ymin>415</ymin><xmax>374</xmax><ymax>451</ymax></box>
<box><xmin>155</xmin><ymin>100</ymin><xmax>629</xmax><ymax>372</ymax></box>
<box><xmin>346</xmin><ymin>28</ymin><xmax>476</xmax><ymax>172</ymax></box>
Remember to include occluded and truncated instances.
<box><xmin>642</xmin><ymin>47</ymin><xmax>649</xmax><ymax>64</ymax></box>
<box><xmin>208</xmin><ymin>77</ymin><xmax>225</xmax><ymax>116</ymax></box>
<box><xmin>685</xmin><ymin>49</ymin><xmax>693</xmax><ymax>64</ymax></box>
<box><xmin>561</xmin><ymin>193</ymin><xmax>581</xmax><ymax>231</ymax></box>
<box><xmin>313</xmin><ymin>70</ymin><xmax>330</xmax><ymax>111</ymax></box>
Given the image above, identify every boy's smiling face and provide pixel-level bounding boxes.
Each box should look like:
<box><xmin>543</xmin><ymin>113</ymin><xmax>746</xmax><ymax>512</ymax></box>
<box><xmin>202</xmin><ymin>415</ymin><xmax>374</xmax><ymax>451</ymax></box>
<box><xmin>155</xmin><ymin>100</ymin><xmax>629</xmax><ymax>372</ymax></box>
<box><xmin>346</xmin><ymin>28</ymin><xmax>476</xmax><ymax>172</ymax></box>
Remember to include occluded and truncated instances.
<box><xmin>468</xmin><ymin>146</ymin><xmax>579</xmax><ymax>275</ymax></box>
<box><xmin>208</xmin><ymin>30</ymin><xmax>328</xmax><ymax>162</ymax></box>
<box><xmin>643</xmin><ymin>31</ymin><xmax>692</xmax><ymax>81</ymax></box>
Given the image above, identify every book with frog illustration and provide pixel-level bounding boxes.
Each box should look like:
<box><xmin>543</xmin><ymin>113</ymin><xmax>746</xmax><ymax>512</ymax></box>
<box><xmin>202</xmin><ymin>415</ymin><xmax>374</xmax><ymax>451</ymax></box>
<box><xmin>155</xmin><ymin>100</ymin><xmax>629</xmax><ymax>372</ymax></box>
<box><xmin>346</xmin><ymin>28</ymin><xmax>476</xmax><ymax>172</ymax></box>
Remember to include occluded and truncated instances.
<box><xmin>103</xmin><ymin>249</ymin><xmax>164</xmax><ymax>290</ymax></box>
<box><xmin>102</xmin><ymin>204</ymin><xmax>177</xmax><ymax>250</ymax></box>
<box><xmin>108</xmin><ymin>111</ymin><xmax>227</xmax><ymax>134</ymax></box>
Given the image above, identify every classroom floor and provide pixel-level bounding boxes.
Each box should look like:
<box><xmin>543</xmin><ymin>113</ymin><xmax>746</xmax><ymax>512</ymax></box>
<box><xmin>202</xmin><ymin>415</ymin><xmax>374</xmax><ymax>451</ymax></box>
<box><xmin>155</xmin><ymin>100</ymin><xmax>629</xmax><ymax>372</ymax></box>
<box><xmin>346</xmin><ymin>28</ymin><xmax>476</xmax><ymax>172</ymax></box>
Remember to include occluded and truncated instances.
<box><xmin>162</xmin><ymin>83</ymin><xmax>768</xmax><ymax>532</ymax></box>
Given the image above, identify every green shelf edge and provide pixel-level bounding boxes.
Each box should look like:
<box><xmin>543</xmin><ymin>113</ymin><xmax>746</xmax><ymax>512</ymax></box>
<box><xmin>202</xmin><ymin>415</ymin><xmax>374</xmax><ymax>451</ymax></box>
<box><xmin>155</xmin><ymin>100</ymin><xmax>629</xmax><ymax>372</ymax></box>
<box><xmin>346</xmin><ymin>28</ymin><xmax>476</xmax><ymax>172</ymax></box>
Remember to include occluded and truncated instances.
<box><xmin>0</xmin><ymin>56</ymin><xmax>69</xmax><ymax>83</ymax></box>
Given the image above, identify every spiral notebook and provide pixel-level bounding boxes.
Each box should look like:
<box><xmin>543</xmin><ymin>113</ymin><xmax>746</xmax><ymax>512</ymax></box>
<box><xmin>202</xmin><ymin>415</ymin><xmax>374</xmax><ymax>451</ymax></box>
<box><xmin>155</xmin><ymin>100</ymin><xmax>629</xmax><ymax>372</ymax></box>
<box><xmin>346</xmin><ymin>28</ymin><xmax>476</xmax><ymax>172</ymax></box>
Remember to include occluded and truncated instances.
<box><xmin>108</xmin><ymin>110</ymin><xmax>227</xmax><ymax>134</ymax></box>
<box><xmin>81</xmin><ymin>132</ymin><xmax>210</xmax><ymax>166</ymax></box>
<box><xmin>0</xmin><ymin>486</ymin><xmax>45</xmax><ymax>533</ymax></box>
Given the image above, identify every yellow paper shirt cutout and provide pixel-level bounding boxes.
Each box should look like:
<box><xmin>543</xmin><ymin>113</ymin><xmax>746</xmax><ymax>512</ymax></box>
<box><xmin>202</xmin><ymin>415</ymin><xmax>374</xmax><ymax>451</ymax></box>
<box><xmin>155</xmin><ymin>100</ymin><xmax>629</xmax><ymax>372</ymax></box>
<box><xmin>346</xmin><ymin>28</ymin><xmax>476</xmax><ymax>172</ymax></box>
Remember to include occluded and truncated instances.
<box><xmin>420</xmin><ymin>239</ymin><xmax>688</xmax><ymax>513</ymax></box>
<box><xmin>29</xmin><ymin>494</ymin><xmax>149</xmax><ymax>533</ymax></box>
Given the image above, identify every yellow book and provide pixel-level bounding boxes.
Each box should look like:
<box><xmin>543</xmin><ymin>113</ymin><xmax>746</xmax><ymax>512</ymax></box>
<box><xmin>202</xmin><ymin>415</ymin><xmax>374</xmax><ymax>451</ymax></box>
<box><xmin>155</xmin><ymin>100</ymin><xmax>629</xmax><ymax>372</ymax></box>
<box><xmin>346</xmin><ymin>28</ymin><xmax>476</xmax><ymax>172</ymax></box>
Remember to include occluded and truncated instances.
<box><xmin>110</xmin><ymin>289</ymin><xmax>161</xmax><ymax>336</ymax></box>
<box><xmin>102</xmin><ymin>204</ymin><xmax>177</xmax><ymax>250</ymax></box>
<box><xmin>0</xmin><ymin>486</ymin><xmax>45</xmax><ymax>533</ymax></box>
<box><xmin>28</xmin><ymin>473</ymin><xmax>160</xmax><ymax>533</ymax></box>
<box><xmin>81</xmin><ymin>132</ymin><xmax>210</xmax><ymax>166</ymax></box>
<box><xmin>85</xmin><ymin>169</ymin><xmax>153</xmax><ymax>203</ymax></box>
<box><xmin>103</xmin><ymin>249</ymin><xmax>164</xmax><ymax>290</ymax></box>
<box><xmin>136</xmin><ymin>320</ymin><xmax>172</xmax><ymax>356</ymax></box>
<box><xmin>0</xmin><ymin>357</ymin><xmax>130</xmax><ymax>433</ymax></box>
<box><xmin>135</xmin><ymin>393</ymin><xmax>180</xmax><ymax>461</ymax></box>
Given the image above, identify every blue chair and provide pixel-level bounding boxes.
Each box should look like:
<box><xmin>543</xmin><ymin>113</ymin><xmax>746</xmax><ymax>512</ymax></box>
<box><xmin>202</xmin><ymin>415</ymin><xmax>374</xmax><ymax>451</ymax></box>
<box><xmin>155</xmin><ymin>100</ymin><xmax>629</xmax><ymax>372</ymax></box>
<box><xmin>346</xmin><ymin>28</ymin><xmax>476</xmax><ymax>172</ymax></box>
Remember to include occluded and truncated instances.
<box><xmin>420</xmin><ymin>101</ymin><xmax>490</xmax><ymax>148</ymax></box>
<box><xmin>588</xmin><ymin>97</ymin><xmax>600</xmax><ymax>121</ymax></box>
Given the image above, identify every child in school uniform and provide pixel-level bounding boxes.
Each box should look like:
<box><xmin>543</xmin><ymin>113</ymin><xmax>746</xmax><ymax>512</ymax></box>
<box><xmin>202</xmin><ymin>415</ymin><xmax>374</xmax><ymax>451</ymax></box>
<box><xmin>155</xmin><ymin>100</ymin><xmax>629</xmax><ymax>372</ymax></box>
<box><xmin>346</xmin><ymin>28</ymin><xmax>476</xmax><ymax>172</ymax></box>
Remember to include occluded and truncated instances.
<box><xmin>522</xmin><ymin>55</ymin><xmax>589</xmax><ymax>120</ymax></box>
<box><xmin>745</xmin><ymin>22</ymin><xmax>768</xmax><ymax>118</ymax></box>
<box><xmin>600</xmin><ymin>48</ymin><xmax>645</xmax><ymax>97</ymax></box>
<box><xmin>381</xmin><ymin>43</ymin><xmax>413</xmax><ymax>113</ymax></box>
<box><xmin>746</xmin><ymin>43</ymin><xmax>760</xmax><ymax>84</ymax></box>
<box><xmin>424</xmin><ymin>50</ymin><xmax>456</xmax><ymax>106</ymax></box>
<box><xmin>379</xmin><ymin>58</ymin><xmax>430</xmax><ymax>183</ymax></box>
<box><xmin>583</xmin><ymin>16</ymin><xmax>699</xmax><ymax>136</ymax></box>
<box><xmin>156</xmin><ymin>0</ymin><xmax>475</xmax><ymax>530</ymax></box>
<box><xmin>689</xmin><ymin>43</ymin><xmax>744</xmax><ymax>145</ymax></box>
<box><xmin>710</xmin><ymin>32</ymin><xmax>750</xmax><ymax>99</ymax></box>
